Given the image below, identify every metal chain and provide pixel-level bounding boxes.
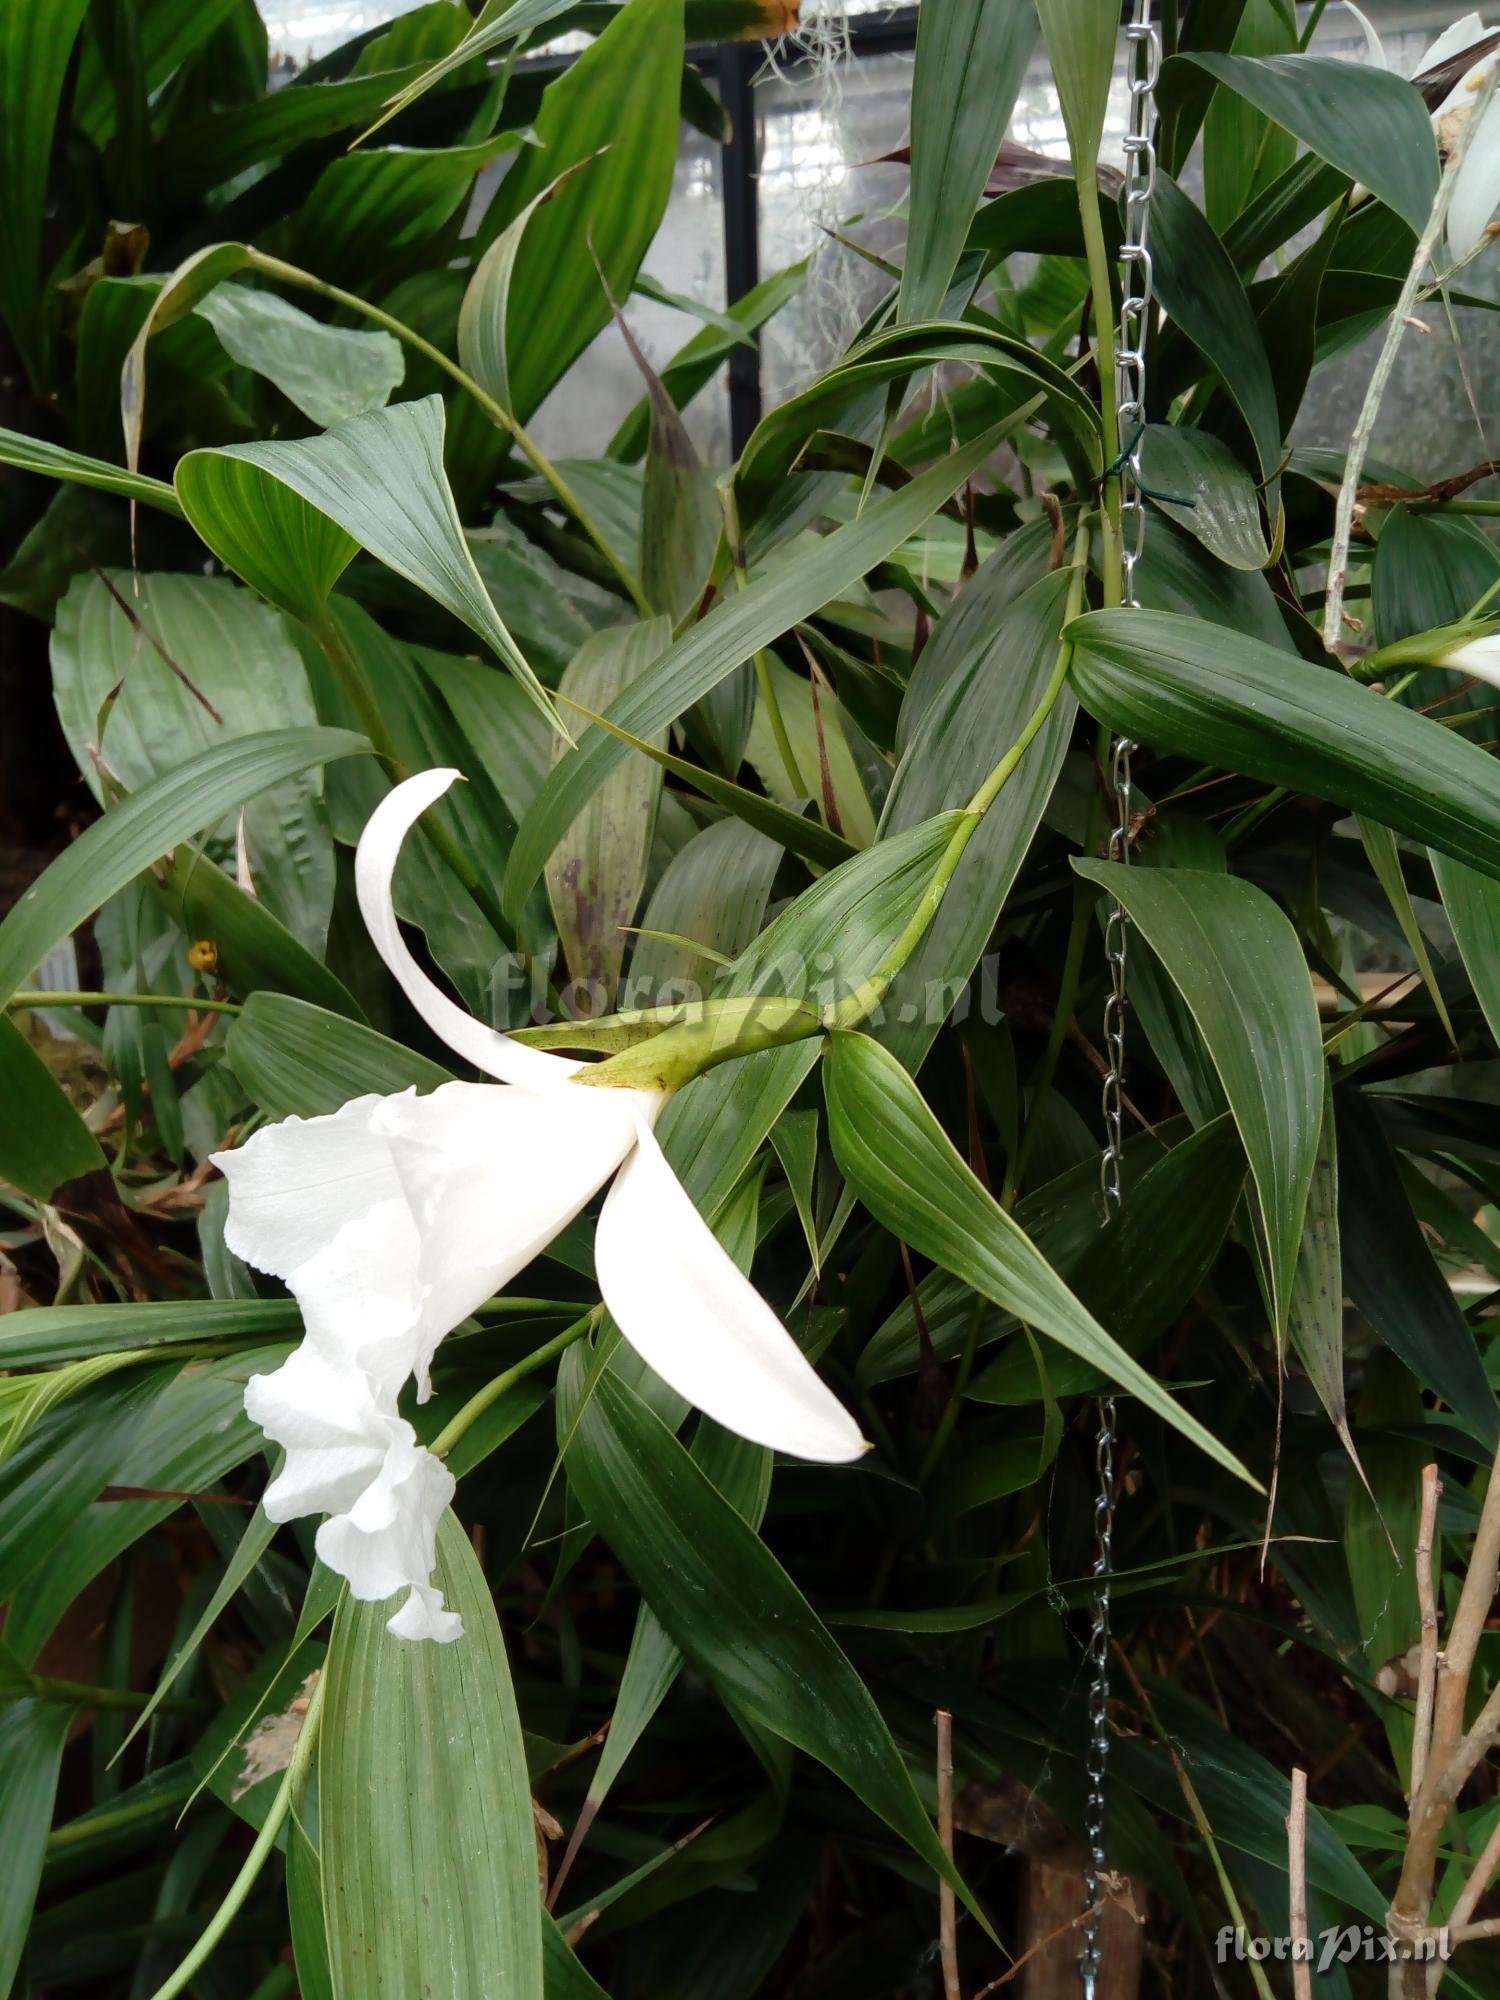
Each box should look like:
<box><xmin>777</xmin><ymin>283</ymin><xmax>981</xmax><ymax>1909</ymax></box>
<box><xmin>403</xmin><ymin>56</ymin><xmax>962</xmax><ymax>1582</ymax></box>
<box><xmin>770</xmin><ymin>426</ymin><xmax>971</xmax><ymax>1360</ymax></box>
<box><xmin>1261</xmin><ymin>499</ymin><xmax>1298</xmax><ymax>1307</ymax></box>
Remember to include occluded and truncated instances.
<box><xmin>1081</xmin><ymin>6</ymin><xmax>1158</xmax><ymax>1995</ymax></box>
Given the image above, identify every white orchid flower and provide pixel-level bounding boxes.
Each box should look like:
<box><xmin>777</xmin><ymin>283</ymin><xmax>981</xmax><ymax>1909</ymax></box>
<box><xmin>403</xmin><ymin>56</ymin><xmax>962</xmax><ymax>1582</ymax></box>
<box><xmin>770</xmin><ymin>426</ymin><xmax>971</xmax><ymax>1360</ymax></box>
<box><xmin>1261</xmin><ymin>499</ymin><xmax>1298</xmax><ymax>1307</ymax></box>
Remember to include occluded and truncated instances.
<box><xmin>1437</xmin><ymin>629</ymin><xmax>1500</xmax><ymax>681</ymax></box>
<box><xmin>213</xmin><ymin>768</ymin><xmax>863</xmax><ymax>1642</ymax></box>
<box><xmin>1423</xmin><ymin>13</ymin><xmax>1500</xmax><ymax>257</ymax></box>
<box><xmin>1346</xmin><ymin>6</ymin><xmax>1500</xmax><ymax>257</ymax></box>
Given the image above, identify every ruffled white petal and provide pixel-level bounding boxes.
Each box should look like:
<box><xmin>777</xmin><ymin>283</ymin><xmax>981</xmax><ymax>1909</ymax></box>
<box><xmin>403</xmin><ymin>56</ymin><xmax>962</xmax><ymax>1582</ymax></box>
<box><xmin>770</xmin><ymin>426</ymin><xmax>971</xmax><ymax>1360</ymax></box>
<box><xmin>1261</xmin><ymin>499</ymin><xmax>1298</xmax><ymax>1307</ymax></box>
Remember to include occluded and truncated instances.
<box><xmin>1420</xmin><ymin>12</ymin><xmax>1489</xmax><ymax>113</ymax></box>
<box><xmin>355</xmin><ymin>769</ymin><xmax>580</xmax><ymax>1090</ymax></box>
<box><xmin>212</xmin><ymin>1093</ymin><xmax>407</xmax><ymax>1289</ymax></box>
<box><xmin>1450</xmin><ymin>94</ymin><xmax>1500</xmax><ymax>256</ymax></box>
<box><xmin>246</xmin><ymin>1345</ymin><xmax>462</xmax><ymax>1641</ymax></box>
<box><xmin>371</xmin><ymin>1078</ymin><xmax>646</xmax><ymax>1395</ymax></box>
<box><xmin>595</xmin><ymin>1109</ymin><xmax>865</xmax><ymax>1464</ymax></box>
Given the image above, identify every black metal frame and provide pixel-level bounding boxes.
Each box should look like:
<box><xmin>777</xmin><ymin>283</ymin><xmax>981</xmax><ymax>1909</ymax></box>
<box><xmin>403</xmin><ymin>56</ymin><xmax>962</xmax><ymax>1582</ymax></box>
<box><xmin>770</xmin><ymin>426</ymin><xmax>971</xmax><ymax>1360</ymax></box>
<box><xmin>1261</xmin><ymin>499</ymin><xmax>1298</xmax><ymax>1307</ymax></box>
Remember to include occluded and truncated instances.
<box><xmin>697</xmin><ymin>6</ymin><xmax>921</xmax><ymax>451</ymax></box>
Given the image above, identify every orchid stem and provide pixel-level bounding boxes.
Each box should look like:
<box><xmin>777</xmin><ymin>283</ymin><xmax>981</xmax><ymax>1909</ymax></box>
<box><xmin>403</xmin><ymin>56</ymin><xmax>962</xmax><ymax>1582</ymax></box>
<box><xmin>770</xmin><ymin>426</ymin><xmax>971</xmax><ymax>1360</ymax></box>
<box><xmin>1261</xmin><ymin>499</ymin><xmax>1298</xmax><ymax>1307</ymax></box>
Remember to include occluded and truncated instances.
<box><xmin>432</xmin><ymin>1310</ymin><xmax>597</xmax><ymax>1460</ymax></box>
<box><xmin>8</xmin><ymin>991</ymin><xmax>240</xmax><ymax>1015</ymax></box>
<box><xmin>142</xmin><ymin>1664</ymin><xmax>326</xmax><ymax>2000</ymax></box>
<box><xmin>245</xmin><ymin>251</ymin><xmax>650</xmax><ymax>615</ymax></box>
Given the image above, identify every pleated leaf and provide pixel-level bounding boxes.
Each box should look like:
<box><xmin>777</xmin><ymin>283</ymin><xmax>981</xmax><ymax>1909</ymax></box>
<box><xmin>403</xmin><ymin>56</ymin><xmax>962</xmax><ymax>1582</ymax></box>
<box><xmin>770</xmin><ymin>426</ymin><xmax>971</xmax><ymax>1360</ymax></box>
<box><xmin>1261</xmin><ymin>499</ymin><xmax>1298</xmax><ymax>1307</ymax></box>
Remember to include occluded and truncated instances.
<box><xmin>0</xmin><ymin>1014</ymin><xmax>105</xmax><ymax>1200</ymax></box>
<box><xmin>1068</xmin><ymin>608</ymin><xmax>1500</xmax><ymax>881</ymax></box>
<box><xmin>1075</xmin><ymin>860</ymin><xmax>1321</xmax><ymax>1335</ymax></box>
<box><xmin>503</xmin><ymin>421</ymin><xmax>1011</xmax><ymax>926</ymax></box>
<box><xmin>0</xmin><ymin>1699</ymin><xmax>72</xmax><ymax>1994</ymax></box>
<box><xmin>320</xmin><ymin>1513</ymin><xmax>543</xmax><ymax>1999</ymax></box>
<box><xmin>563</xmin><ymin>1363</ymin><xmax>987</xmax><ymax>1925</ymax></box>
<box><xmin>1179</xmin><ymin>50</ymin><xmax>1440</xmax><ymax>234</ymax></box>
<box><xmin>898</xmin><ymin>0</ymin><xmax>1036</xmax><ymax>321</ymax></box>
<box><xmin>0</xmin><ymin>727</ymin><xmax>367</xmax><ymax>1008</ymax></box>
<box><xmin>177</xmin><ymin>397</ymin><xmax>558</xmax><ymax>727</ymax></box>
<box><xmin>472</xmin><ymin>0</ymin><xmax>683</xmax><ymax>422</ymax></box>
<box><xmin>824</xmin><ymin>1030</ymin><xmax>1256</xmax><ymax>1482</ymax></box>
<box><xmin>1433</xmin><ymin>849</ymin><xmax>1500</xmax><ymax>1043</ymax></box>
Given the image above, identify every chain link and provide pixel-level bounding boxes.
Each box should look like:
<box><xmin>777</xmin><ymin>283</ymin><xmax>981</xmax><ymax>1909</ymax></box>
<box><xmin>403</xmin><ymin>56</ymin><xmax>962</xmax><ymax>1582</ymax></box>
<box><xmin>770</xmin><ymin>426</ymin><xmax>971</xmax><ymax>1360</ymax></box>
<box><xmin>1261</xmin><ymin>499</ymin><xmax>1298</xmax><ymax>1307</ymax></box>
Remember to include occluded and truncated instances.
<box><xmin>1082</xmin><ymin>5</ymin><xmax>1158</xmax><ymax>1994</ymax></box>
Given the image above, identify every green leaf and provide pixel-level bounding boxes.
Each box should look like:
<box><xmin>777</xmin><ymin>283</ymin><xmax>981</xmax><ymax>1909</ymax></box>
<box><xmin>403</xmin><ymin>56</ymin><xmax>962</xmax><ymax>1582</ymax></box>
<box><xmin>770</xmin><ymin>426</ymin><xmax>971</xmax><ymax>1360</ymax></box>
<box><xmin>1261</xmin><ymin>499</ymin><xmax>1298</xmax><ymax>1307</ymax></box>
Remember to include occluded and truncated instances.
<box><xmin>0</xmin><ymin>1016</ymin><xmax>106</xmax><ymax>1199</ymax></box>
<box><xmin>770</xmin><ymin>1109</ymin><xmax>822</xmax><ymax>1272</ymax></box>
<box><xmin>172</xmin><ymin>451</ymin><xmax>354</xmax><ymax>629</ymax></box>
<box><xmin>1140</xmin><ymin>425</ymin><xmax>1270</xmax><ymax>571</ymax></box>
<box><xmin>823</xmin><ymin>1031</ymin><xmax>1256</xmax><ymax>1483</ymax></box>
<box><xmin>651</xmin><ymin>1044</ymin><xmax>821</xmax><ymax>1231</ymax></box>
<box><xmin>728</xmin><ymin>814</ymin><xmax>964</xmax><ymax>1012</ymax></box>
<box><xmin>417</xmin><ymin>647</ymin><xmax>554</xmax><ymax>825</ymax></box>
<box><xmin>52</xmin><ymin>570</ymin><xmax>335</xmax><ymax>954</ymax></box>
<box><xmin>735</xmin><ymin>326</ymin><xmax>1095</xmax><ymax>524</ymax></box>
<box><xmin>1199</xmin><ymin>0</ymin><xmax>1297</xmax><ymax>231</ymax></box>
<box><xmin>0</xmin><ymin>727</ymin><xmax>367</xmax><ymax>1011</ymax></box>
<box><xmin>320</xmin><ymin>1514</ymin><xmax>543</xmax><ymax>1998</ymax></box>
<box><xmin>290</xmin><ymin>137</ymin><xmax>520</xmax><ymax>296</ymax></box>
<box><xmin>352</xmin><ymin>0</ymin><xmax>580</xmax><ymax>143</ymax></box>
<box><xmin>1068</xmin><ymin>607</ymin><xmax>1500</xmax><ymax>883</ymax></box>
<box><xmin>0</xmin><ymin>1298</ymin><xmax>300</xmax><ymax>1368</ymax></box>
<box><xmin>1131</xmin><ymin>514</ymin><xmax>1291</xmax><ymax>652</ymax></box>
<box><xmin>860</xmin><ymin>1122</ymin><xmax>1193</xmax><ymax>1386</ymax></box>
<box><xmin>226</xmin><ymin>992</ymin><xmax>450</xmax><ymax>1119</ymax></box>
<box><xmin>1287</xmin><ymin>1072</ymin><xmax>1364</xmax><ymax>1475</ymax></box>
<box><xmin>158</xmin><ymin>844</ymin><xmax>363</xmax><ymax>1021</ymax></box>
<box><xmin>458</xmin><ymin>162</ymin><xmax>595</xmax><ymax>419</ymax></box>
<box><xmin>608</xmin><ymin>259</ymin><xmax>809</xmax><ymax>463</ymax></box>
<box><xmin>1432</xmin><ymin>851</ymin><xmax>1500</xmax><ymax>1044</ymax></box>
<box><xmin>544</xmin><ymin>1913</ymin><xmax>611</xmax><ymax>1999</ymax></box>
<box><xmin>629</xmin><ymin>817</ymin><xmax>783</xmax><ymax>1003</ymax></box>
<box><xmin>503</xmin><ymin>421</ymin><xmax>1015</xmax><ymax>926</ymax></box>
<box><xmin>969</xmin><ymin>1115</ymin><xmax>1247</xmax><ymax>1404</ymax></box>
<box><xmin>4</xmin><ymin>1355</ymin><xmax>268</xmax><ymax>1661</ymax></box>
<box><xmin>1373</xmin><ymin>505</ymin><xmax>1500</xmax><ymax>649</ymax></box>
<box><xmin>546</xmin><ymin>621</ymin><xmax>669</xmax><ymax>1003</ymax></box>
<box><xmin>195</xmin><ymin>283</ymin><xmax>405</xmax><ymax>428</ymax></box>
<box><xmin>156</xmin><ymin>62</ymin><xmax>432</xmax><ymax>187</ymax></box>
<box><xmin>0</xmin><ymin>1699</ymin><xmax>72</xmax><ymax>1993</ymax></box>
<box><xmin>0</xmin><ymin>426</ymin><xmax>182</xmax><ymax>516</ymax></box>
<box><xmin>636</xmin><ymin>349</ymin><xmax>721</xmax><ymax>626</ymax></box>
<box><xmin>563</xmin><ymin>1363</ymin><xmax>986</xmax><ymax>1921</ymax></box>
<box><xmin>1073</xmin><ymin>860</ymin><xmax>1322</xmax><ymax>1336</ymax></box>
<box><xmin>121</xmin><ymin>241</ymin><xmax>256</xmax><ymax>473</ymax></box>
<box><xmin>118</xmin><ymin>1504</ymin><xmax>280</xmax><ymax>1757</ymax></box>
<box><xmin>876</xmin><ymin>568</ymin><xmax>1074</xmax><ymax>1072</ymax></box>
<box><xmin>570</xmin><ymin>699</ymin><xmax>854</xmax><ymax>873</ymax></box>
<box><xmin>1178</xmin><ymin>50</ymin><xmax>1440</xmax><ymax>235</ymax></box>
<box><xmin>1356</xmin><ymin>818</ymin><xmax>1454</xmax><ymax>1043</ymax></box>
<box><xmin>473</xmin><ymin>0</ymin><xmax>684</xmax><ymax>421</ymax></box>
<box><xmin>1335</xmin><ymin>1089</ymin><xmax>1499</xmax><ymax>1449</ymax></box>
<box><xmin>0</xmin><ymin>0</ymin><xmax>91</xmax><ymax>385</ymax></box>
<box><xmin>744</xmin><ymin>657</ymin><xmax>877</xmax><ymax>849</ymax></box>
<box><xmin>1034</xmin><ymin>0</ymin><xmax>1117</xmax><ymax>171</ymax></box>
<box><xmin>177</xmin><ymin>397</ymin><xmax>559</xmax><ymax>727</ymax></box>
<box><xmin>1151</xmin><ymin>174</ymin><xmax>1283</xmax><ymax>489</ymax></box>
<box><xmin>898</xmin><ymin>0</ymin><xmax>1037</xmax><ymax>321</ymax></box>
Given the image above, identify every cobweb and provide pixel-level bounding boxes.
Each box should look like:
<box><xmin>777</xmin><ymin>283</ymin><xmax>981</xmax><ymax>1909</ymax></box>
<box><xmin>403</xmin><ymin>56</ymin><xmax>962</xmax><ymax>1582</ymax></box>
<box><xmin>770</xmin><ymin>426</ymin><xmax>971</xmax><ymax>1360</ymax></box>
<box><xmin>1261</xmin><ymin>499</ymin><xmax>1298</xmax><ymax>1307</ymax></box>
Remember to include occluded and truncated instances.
<box><xmin>757</xmin><ymin>3</ymin><xmax>870</xmax><ymax>368</ymax></box>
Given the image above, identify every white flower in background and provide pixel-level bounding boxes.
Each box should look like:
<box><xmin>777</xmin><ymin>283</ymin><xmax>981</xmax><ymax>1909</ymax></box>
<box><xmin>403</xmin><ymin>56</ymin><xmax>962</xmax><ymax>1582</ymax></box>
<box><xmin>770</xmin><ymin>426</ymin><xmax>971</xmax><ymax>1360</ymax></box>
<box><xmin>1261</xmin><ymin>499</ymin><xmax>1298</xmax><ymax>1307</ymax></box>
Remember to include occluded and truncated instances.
<box><xmin>214</xmin><ymin>769</ymin><xmax>863</xmax><ymax>1642</ymax></box>
<box><xmin>1345</xmin><ymin>5</ymin><xmax>1500</xmax><ymax>256</ymax></box>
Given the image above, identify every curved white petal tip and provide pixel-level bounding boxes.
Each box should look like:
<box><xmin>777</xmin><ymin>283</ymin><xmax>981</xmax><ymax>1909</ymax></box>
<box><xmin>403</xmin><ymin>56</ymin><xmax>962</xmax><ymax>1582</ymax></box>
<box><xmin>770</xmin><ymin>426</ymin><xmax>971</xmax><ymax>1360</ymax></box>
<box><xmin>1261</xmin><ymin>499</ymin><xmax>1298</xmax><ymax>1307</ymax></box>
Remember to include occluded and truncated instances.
<box><xmin>596</xmin><ymin>1113</ymin><xmax>866</xmax><ymax>1464</ymax></box>
<box><xmin>354</xmin><ymin>768</ymin><xmax>580</xmax><ymax>1090</ymax></box>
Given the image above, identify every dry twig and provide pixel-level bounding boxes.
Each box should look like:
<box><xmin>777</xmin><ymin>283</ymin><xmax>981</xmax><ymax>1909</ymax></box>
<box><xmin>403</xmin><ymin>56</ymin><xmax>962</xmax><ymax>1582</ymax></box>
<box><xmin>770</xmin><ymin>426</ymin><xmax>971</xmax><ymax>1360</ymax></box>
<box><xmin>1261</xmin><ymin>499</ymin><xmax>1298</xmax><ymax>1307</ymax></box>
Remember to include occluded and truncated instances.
<box><xmin>937</xmin><ymin>1708</ymin><xmax>962</xmax><ymax>2000</ymax></box>
<box><xmin>1287</xmin><ymin>1767</ymin><xmax>1313</xmax><ymax>2000</ymax></box>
